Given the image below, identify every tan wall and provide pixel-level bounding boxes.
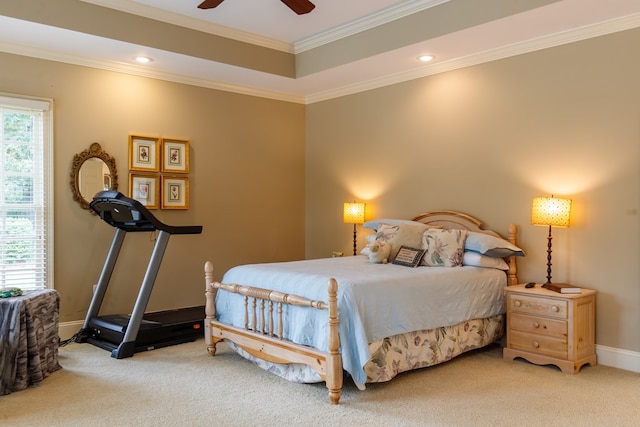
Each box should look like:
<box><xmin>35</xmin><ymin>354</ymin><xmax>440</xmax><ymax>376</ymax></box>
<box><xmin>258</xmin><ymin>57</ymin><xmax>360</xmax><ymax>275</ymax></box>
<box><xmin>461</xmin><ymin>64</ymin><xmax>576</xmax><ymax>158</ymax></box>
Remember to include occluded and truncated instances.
<box><xmin>2</xmin><ymin>27</ymin><xmax>639</xmax><ymax>354</ymax></box>
<box><xmin>306</xmin><ymin>28</ymin><xmax>640</xmax><ymax>352</ymax></box>
<box><xmin>0</xmin><ymin>52</ymin><xmax>306</xmax><ymax>322</ymax></box>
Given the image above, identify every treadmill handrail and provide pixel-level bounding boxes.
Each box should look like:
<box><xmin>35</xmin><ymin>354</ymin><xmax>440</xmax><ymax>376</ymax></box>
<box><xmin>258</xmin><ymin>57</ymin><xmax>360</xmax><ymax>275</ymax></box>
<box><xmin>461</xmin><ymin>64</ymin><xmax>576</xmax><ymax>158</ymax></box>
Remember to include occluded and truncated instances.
<box><xmin>90</xmin><ymin>190</ymin><xmax>203</xmax><ymax>234</ymax></box>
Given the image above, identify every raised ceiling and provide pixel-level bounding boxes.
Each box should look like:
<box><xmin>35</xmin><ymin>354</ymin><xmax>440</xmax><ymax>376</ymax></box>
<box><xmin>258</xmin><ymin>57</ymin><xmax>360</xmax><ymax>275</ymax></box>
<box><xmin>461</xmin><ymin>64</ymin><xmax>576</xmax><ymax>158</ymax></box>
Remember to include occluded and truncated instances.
<box><xmin>1</xmin><ymin>0</ymin><xmax>639</xmax><ymax>103</ymax></box>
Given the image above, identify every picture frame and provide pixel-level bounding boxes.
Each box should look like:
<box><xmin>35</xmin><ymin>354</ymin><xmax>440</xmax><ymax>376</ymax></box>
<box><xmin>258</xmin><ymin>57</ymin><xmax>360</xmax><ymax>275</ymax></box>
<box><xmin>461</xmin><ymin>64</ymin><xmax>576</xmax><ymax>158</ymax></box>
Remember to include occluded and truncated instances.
<box><xmin>129</xmin><ymin>173</ymin><xmax>159</xmax><ymax>209</ymax></box>
<box><xmin>161</xmin><ymin>138</ymin><xmax>189</xmax><ymax>174</ymax></box>
<box><xmin>161</xmin><ymin>175</ymin><xmax>189</xmax><ymax>209</ymax></box>
<box><xmin>129</xmin><ymin>135</ymin><xmax>160</xmax><ymax>172</ymax></box>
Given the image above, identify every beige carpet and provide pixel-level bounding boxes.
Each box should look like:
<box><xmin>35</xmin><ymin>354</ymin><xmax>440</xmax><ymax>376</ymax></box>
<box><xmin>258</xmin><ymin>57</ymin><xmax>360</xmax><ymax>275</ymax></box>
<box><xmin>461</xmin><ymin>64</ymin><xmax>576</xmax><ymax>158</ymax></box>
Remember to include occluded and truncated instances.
<box><xmin>1</xmin><ymin>339</ymin><xmax>638</xmax><ymax>426</ymax></box>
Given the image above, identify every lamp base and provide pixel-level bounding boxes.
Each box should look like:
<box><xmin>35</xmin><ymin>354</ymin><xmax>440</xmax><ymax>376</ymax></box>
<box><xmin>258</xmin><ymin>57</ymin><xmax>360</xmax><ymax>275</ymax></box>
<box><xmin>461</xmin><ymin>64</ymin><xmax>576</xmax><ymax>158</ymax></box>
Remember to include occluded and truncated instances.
<box><xmin>545</xmin><ymin>225</ymin><xmax>553</xmax><ymax>285</ymax></box>
<box><xmin>352</xmin><ymin>224</ymin><xmax>357</xmax><ymax>256</ymax></box>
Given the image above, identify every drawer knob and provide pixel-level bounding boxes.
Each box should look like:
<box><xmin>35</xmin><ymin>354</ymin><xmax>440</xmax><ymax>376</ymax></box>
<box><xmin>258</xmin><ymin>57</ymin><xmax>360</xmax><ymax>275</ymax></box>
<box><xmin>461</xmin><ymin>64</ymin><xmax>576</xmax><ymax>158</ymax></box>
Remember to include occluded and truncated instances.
<box><xmin>532</xmin><ymin>321</ymin><xmax>540</xmax><ymax>329</ymax></box>
<box><xmin>514</xmin><ymin>300</ymin><xmax>522</xmax><ymax>307</ymax></box>
<box><xmin>551</xmin><ymin>305</ymin><xmax>559</xmax><ymax>312</ymax></box>
<box><xmin>532</xmin><ymin>341</ymin><xmax>540</xmax><ymax>349</ymax></box>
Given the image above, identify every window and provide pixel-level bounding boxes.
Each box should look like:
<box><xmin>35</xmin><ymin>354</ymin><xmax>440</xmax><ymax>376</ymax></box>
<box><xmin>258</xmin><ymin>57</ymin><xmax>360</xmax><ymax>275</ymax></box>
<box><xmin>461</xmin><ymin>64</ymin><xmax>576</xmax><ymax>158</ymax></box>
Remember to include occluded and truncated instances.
<box><xmin>0</xmin><ymin>94</ymin><xmax>53</xmax><ymax>290</ymax></box>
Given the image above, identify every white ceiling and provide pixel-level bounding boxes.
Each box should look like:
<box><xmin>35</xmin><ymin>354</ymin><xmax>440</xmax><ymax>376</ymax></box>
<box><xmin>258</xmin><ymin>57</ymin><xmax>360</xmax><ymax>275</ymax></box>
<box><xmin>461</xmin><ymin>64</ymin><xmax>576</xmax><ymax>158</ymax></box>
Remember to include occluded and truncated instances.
<box><xmin>1</xmin><ymin>0</ymin><xmax>640</xmax><ymax>103</ymax></box>
<box><xmin>122</xmin><ymin>0</ymin><xmax>415</xmax><ymax>44</ymax></box>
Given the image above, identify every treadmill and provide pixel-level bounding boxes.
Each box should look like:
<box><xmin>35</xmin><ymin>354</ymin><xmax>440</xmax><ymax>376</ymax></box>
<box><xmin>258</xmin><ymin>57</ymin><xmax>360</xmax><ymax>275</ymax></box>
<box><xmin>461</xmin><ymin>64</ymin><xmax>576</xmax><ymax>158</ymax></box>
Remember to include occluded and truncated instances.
<box><xmin>77</xmin><ymin>190</ymin><xmax>203</xmax><ymax>359</ymax></box>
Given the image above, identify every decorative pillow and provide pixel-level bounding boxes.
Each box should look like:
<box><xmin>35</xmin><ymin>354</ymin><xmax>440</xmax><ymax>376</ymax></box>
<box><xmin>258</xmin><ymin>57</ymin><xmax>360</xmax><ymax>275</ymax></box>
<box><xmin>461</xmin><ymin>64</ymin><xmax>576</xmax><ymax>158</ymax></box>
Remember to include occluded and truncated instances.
<box><xmin>421</xmin><ymin>229</ymin><xmax>467</xmax><ymax>267</ymax></box>
<box><xmin>388</xmin><ymin>223</ymin><xmax>430</xmax><ymax>260</ymax></box>
<box><xmin>374</xmin><ymin>223</ymin><xmax>399</xmax><ymax>244</ymax></box>
<box><xmin>363</xmin><ymin>219</ymin><xmax>426</xmax><ymax>231</ymax></box>
<box><xmin>465</xmin><ymin>231</ymin><xmax>525</xmax><ymax>258</ymax></box>
<box><xmin>462</xmin><ymin>251</ymin><xmax>509</xmax><ymax>271</ymax></box>
<box><xmin>392</xmin><ymin>246</ymin><xmax>426</xmax><ymax>268</ymax></box>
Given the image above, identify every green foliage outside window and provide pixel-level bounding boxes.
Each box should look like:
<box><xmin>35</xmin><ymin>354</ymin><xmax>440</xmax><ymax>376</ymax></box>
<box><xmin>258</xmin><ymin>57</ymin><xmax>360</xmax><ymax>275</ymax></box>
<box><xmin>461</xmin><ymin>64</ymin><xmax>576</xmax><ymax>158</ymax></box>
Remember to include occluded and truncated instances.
<box><xmin>1</xmin><ymin>112</ymin><xmax>37</xmax><ymax>266</ymax></box>
<box><xmin>3</xmin><ymin>216</ymin><xmax>35</xmax><ymax>264</ymax></box>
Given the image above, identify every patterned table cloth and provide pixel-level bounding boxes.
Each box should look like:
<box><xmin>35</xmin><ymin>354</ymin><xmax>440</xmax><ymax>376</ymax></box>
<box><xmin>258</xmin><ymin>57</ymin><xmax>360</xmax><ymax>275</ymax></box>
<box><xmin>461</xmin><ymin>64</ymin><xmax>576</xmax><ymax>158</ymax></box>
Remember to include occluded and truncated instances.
<box><xmin>0</xmin><ymin>289</ymin><xmax>61</xmax><ymax>395</ymax></box>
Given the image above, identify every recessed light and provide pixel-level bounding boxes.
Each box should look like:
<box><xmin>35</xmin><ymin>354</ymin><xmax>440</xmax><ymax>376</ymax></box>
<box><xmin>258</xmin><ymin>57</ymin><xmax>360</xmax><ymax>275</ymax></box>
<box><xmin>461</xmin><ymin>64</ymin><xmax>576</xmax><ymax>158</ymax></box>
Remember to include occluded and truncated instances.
<box><xmin>135</xmin><ymin>56</ymin><xmax>153</xmax><ymax>64</ymax></box>
<box><xmin>418</xmin><ymin>55</ymin><xmax>434</xmax><ymax>62</ymax></box>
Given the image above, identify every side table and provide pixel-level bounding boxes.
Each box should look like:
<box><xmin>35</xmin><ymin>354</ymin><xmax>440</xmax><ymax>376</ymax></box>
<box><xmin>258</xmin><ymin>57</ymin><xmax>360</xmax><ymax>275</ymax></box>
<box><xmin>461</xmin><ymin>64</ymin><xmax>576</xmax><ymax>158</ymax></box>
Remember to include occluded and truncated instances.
<box><xmin>0</xmin><ymin>289</ymin><xmax>61</xmax><ymax>395</ymax></box>
<box><xmin>503</xmin><ymin>283</ymin><xmax>596</xmax><ymax>374</ymax></box>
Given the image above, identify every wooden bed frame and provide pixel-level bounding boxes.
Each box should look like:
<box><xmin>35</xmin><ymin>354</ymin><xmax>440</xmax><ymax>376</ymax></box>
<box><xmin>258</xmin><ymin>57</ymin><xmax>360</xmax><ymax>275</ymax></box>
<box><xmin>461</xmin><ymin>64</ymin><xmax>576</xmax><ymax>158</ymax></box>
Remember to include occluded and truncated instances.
<box><xmin>204</xmin><ymin>210</ymin><xmax>519</xmax><ymax>404</ymax></box>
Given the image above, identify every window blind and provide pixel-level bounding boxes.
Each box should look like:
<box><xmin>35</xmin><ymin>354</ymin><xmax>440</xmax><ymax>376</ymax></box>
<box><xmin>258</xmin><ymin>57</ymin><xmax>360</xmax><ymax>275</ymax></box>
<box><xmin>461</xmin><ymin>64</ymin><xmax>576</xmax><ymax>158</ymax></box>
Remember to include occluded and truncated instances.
<box><xmin>0</xmin><ymin>94</ymin><xmax>53</xmax><ymax>290</ymax></box>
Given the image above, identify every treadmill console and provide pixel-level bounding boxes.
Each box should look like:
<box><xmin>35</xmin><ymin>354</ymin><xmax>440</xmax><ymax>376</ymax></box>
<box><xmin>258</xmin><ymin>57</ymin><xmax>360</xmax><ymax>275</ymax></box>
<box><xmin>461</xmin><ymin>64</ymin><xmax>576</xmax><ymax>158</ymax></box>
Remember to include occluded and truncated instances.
<box><xmin>90</xmin><ymin>190</ymin><xmax>202</xmax><ymax>234</ymax></box>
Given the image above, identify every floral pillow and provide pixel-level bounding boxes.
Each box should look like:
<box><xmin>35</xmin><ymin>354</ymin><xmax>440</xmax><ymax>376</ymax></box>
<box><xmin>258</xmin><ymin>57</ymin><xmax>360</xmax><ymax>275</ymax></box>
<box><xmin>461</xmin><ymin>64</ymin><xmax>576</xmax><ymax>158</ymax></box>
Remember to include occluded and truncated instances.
<box><xmin>421</xmin><ymin>228</ymin><xmax>468</xmax><ymax>267</ymax></box>
<box><xmin>373</xmin><ymin>224</ymin><xmax>399</xmax><ymax>244</ymax></box>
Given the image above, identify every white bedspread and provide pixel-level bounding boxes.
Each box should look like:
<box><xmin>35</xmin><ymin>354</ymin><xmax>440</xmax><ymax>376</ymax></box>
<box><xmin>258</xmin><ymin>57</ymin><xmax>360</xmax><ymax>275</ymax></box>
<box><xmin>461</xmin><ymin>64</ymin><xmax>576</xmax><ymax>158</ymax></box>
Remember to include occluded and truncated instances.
<box><xmin>216</xmin><ymin>255</ymin><xmax>506</xmax><ymax>389</ymax></box>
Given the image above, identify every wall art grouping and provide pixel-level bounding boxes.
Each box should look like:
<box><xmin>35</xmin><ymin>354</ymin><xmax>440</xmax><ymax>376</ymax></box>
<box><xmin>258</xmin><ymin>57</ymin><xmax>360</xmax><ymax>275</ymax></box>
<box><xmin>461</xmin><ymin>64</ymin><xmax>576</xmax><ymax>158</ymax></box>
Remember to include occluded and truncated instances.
<box><xmin>128</xmin><ymin>135</ymin><xmax>190</xmax><ymax>209</ymax></box>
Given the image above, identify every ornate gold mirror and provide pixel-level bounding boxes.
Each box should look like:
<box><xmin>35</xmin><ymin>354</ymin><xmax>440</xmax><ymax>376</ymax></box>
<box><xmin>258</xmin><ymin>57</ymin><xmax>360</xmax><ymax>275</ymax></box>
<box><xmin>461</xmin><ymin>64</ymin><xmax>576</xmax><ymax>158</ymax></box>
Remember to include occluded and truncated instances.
<box><xmin>70</xmin><ymin>143</ymin><xmax>118</xmax><ymax>213</ymax></box>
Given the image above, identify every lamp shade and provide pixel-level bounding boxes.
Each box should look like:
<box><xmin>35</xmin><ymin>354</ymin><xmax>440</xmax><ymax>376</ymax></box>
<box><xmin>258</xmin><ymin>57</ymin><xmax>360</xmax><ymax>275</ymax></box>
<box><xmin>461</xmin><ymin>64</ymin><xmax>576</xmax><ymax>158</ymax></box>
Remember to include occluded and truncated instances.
<box><xmin>531</xmin><ymin>197</ymin><xmax>571</xmax><ymax>228</ymax></box>
<box><xmin>343</xmin><ymin>202</ymin><xmax>365</xmax><ymax>224</ymax></box>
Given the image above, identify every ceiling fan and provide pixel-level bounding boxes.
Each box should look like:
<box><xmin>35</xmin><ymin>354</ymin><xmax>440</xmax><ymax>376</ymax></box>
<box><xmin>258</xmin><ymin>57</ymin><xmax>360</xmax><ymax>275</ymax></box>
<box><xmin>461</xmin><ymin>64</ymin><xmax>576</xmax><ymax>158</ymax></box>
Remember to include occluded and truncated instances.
<box><xmin>198</xmin><ymin>0</ymin><xmax>315</xmax><ymax>15</ymax></box>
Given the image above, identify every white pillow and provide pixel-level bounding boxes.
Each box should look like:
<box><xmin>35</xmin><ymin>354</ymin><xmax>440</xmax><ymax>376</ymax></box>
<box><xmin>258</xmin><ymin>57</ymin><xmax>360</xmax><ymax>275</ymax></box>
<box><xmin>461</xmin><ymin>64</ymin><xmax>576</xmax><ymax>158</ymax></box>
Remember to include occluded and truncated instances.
<box><xmin>363</xmin><ymin>219</ymin><xmax>426</xmax><ymax>231</ymax></box>
<box><xmin>462</xmin><ymin>252</ymin><xmax>509</xmax><ymax>270</ymax></box>
<box><xmin>464</xmin><ymin>231</ymin><xmax>525</xmax><ymax>258</ymax></box>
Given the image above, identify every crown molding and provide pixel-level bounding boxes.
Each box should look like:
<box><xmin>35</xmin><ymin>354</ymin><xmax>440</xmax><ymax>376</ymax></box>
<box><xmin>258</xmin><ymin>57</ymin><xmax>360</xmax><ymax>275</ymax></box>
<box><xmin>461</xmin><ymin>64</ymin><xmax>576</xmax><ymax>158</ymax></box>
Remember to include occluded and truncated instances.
<box><xmin>80</xmin><ymin>0</ymin><xmax>293</xmax><ymax>53</ymax></box>
<box><xmin>305</xmin><ymin>12</ymin><xmax>640</xmax><ymax>103</ymax></box>
<box><xmin>0</xmin><ymin>41</ymin><xmax>305</xmax><ymax>104</ymax></box>
<box><xmin>294</xmin><ymin>0</ymin><xmax>448</xmax><ymax>53</ymax></box>
<box><xmin>2</xmin><ymin>11</ymin><xmax>639</xmax><ymax>105</ymax></box>
<box><xmin>83</xmin><ymin>0</ymin><xmax>448</xmax><ymax>55</ymax></box>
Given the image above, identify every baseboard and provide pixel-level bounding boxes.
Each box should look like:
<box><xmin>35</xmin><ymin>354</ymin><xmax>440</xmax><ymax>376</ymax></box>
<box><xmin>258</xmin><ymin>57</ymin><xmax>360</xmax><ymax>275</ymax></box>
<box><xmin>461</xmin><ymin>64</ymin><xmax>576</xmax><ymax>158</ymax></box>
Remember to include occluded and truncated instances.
<box><xmin>596</xmin><ymin>344</ymin><xmax>640</xmax><ymax>373</ymax></box>
<box><xmin>58</xmin><ymin>321</ymin><xmax>640</xmax><ymax>373</ymax></box>
<box><xmin>59</xmin><ymin>320</ymin><xmax>83</xmax><ymax>340</ymax></box>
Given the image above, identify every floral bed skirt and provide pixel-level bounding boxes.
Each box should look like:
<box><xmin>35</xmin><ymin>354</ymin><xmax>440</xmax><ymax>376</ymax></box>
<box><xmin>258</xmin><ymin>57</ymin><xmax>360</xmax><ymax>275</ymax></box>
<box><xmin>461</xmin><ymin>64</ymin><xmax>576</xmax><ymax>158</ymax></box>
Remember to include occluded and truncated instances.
<box><xmin>226</xmin><ymin>314</ymin><xmax>504</xmax><ymax>386</ymax></box>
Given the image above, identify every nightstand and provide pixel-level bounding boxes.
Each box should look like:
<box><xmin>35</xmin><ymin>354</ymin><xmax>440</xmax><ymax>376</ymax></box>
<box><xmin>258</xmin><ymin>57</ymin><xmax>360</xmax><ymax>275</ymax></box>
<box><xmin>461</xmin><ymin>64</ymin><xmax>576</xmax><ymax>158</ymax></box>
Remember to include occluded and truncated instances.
<box><xmin>503</xmin><ymin>284</ymin><xmax>596</xmax><ymax>374</ymax></box>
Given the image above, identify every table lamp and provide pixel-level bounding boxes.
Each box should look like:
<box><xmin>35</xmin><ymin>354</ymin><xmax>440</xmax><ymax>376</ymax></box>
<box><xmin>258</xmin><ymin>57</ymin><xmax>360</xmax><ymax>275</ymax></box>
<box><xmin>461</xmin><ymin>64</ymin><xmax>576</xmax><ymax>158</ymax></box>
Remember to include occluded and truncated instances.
<box><xmin>343</xmin><ymin>202</ymin><xmax>365</xmax><ymax>256</ymax></box>
<box><xmin>531</xmin><ymin>196</ymin><xmax>572</xmax><ymax>287</ymax></box>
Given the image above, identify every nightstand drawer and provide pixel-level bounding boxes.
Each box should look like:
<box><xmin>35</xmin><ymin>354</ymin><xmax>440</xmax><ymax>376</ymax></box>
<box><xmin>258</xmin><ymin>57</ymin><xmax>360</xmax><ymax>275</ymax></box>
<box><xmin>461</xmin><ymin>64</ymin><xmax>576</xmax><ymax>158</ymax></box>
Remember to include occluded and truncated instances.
<box><xmin>509</xmin><ymin>330</ymin><xmax>568</xmax><ymax>359</ymax></box>
<box><xmin>509</xmin><ymin>313</ymin><xmax>567</xmax><ymax>338</ymax></box>
<box><xmin>509</xmin><ymin>294</ymin><xmax>568</xmax><ymax>319</ymax></box>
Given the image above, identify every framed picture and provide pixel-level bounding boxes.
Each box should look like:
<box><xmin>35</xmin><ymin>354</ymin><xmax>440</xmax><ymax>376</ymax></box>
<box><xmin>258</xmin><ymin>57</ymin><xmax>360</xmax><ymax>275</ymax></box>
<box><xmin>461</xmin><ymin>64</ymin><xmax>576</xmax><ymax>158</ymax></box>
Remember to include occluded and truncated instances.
<box><xmin>129</xmin><ymin>135</ymin><xmax>160</xmax><ymax>172</ymax></box>
<box><xmin>129</xmin><ymin>173</ymin><xmax>159</xmax><ymax>209</ymax></box>
<box><xmin>161</xmin><ymin>138</ymin><xmax>189</xmax><ymax>173</ymax></box>
<box><xmin>161</xmin><ymin>175</ymin><xmax>189</xmax><ymax>209</ymax></box>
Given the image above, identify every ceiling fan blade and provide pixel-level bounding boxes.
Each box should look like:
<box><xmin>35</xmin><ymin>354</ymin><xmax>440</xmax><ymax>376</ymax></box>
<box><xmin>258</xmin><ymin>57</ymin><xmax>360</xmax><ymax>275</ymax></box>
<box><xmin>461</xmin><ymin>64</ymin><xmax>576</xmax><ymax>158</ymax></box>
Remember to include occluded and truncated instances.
<box><xmin>198</xmin><ymin>0</ymin><xmax>225</xmax><ymax>9</ymax></box>
<box><xmin>281</xmin><ymin>0</ymin><xmax>315</xmax><ymax>15</ymax></box>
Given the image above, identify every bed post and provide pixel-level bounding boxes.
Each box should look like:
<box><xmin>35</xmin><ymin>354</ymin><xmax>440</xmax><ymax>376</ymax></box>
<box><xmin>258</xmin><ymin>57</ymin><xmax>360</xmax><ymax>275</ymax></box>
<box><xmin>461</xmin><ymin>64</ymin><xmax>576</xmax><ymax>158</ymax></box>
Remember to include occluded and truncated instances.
<box><xmin>326</xmin><ymin>278</ymin><xmax>342</xmax><ymax>404</ymax></box>
<box><xmin>507</xmin><ymin>224</ymin><xmax>518</xmax><ymax>286</ymax></box>
<box><xmin>204</xmin><ymin>261</ymin><xmax>218</xmax><ymax>356</ymax></box>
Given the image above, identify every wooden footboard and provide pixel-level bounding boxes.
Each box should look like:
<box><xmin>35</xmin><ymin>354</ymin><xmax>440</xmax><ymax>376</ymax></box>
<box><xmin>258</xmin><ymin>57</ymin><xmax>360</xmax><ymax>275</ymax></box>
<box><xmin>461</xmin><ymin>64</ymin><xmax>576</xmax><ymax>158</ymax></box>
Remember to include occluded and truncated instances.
<box><xmin>204</xmin><ymin>261</ymin><xmax>343</xmax><ymax>404</ymax></box>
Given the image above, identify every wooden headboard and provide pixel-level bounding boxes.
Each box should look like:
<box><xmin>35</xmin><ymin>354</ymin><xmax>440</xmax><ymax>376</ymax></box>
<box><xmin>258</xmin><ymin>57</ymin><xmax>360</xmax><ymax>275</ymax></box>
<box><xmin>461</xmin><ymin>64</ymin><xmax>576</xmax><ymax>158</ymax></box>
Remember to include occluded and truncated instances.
<box><xmin>411</xmin><ymin>210</ymin><xmax>519</xmax><ymax>286</ymax></box>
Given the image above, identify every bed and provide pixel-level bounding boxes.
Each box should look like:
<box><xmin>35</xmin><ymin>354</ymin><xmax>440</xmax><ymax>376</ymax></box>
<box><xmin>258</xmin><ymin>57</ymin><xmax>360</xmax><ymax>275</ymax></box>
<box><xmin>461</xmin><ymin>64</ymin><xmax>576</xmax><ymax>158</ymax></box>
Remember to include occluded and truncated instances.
<box><xmin>204</xmin><ymin>210</ymin><xmax>521</xmax><ymax>404</ymax></box>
